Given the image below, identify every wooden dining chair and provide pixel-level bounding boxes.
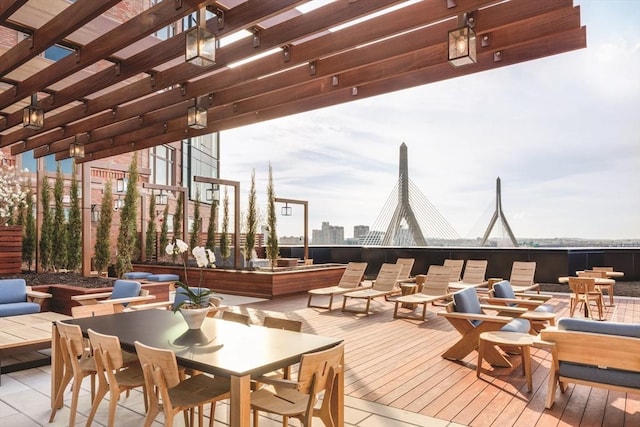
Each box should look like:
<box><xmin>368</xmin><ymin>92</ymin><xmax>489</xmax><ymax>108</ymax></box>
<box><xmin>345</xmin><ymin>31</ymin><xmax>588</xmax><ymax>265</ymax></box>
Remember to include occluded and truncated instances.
<box><xmin>134</xmin><ymin>340</ymin><xmax>231</xmax><ymax>427</ymax></box>
<box><xmin>578</xmin><ymin>270</ymin><xmax>615</xmax><ymax>306</ymax></box>
<box><xmin>49</xmin><ymin>321</ymin><xmax>97</xmax><ymax>427</ymax></box>
<box><xmin>222</xmin><ymin>310</ymin><xmax>251</xmax><ymax>325</ymax></box>
<box><xmin>85</xmin><ymin>328</ymin><xmax>147</xmax><ymax>427</ymax></box>
<box><xmin>568</xmin><ymin>277</ymin><xmax>604</xmax><ymax>320</ymax></box>
<box><xmin>263</xmin><ymin>316</ymin><xmax>303</xmax><ymax>378</ymax></box>
<box><xmin>251</xmin><ymin>342</ymin><xmax>345</xmax><ymax>427</ymax></box>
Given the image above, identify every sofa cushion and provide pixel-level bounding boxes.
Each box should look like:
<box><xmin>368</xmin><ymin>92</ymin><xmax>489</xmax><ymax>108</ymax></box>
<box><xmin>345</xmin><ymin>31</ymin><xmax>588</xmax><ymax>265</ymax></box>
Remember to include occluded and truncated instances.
<box><xmin>0</xmin><ymin>279</ymin><xmax>28</xmax><ymax>304</ymax></box>
<box><xmin>145</xmin><ymin>274</ymin><xmax>180</xmax><ymax>282</ymax></box>
<box><xmin>493</xmin><ymin>281</ymin><xmax>516</xmax><ymax>299</ymax></box>
<box><xmin>0</xmin><ymin>302</ymin><xmax>41</xmax><ymax>317</ymax></box>
<box><xmin>559</xmin><ymin>361</ymin><xmax>640</xmax><ymax>390</ymax></box>
<box><xmin>453</xmin><ymin>287</ymin><xmax>483</xmax><ymax>327</ymax></box>
<box><xmin>123</xmin><ymin>271</ymin><xmax>152</xmax><ymax>280</ymax></box>
<box><xmin>111</xmin><ymin>280</ymin><xmax>142</xmax><ymax>300</ymax></box>
<box><xmin>558</xmin><ymin>318</ymin><xmax>640</xmax><ymax>338</ymax></box>
<box><xmin>500</xmin><ymin>318</ymin><xmax>531</xmax><ymax>333</ymax></box>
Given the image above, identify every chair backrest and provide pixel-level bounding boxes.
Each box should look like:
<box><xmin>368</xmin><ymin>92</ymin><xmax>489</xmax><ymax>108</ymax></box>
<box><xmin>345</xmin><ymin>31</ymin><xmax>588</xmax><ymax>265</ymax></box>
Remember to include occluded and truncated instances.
<box><xmin>88</xmin><ymin>328</ymin><xmax>126</xmax><ymax>371</ymax></box>
<box><xmin>568</xmin><ymin>277</ymin><xmax>598</xmax><ymax>295</ymax></box>
<box><xmin>0</xmin><ymin>278</ymin><xmax>27</xmax><ymax>304</ymax></box>
<box><xmin>443</xmin><ymin>259</ymin><xmax>464</xmax><ymax>282</ymax></box>
<box><xmin>461</xmin><ymin>260</ymin><xmax>487</xmax><ymax>284</ymax></box>
<box><xmin>451</xmin><ymin>287</ymin><xmax>483</xmax><ymax>315</ymax></box>
<box><xmin>509</xmin><ymin>261</ymin><xmax>536</xmax><ymax>286</ymax></box>
<box><xmin>395</xmin><ymin>258</ymin><xmax>415</xmax><ymax>279</ymax></box>
<box><xmin>296</xmin><ymin>342</ymin><xmax>344</xmax><ymax>397</ymax></box>
<box><xmin>134</xmin><ymin>340</ymin><xmax>181</xmax><ymax>389</ymax></box>
<box><xmin>72</xmin><ymin>303</ymin><xmax>115</xmax><ymax>318</ymax></box>
<box><xmin>263</xmin><ymin>316</ymin><xmax>302</xmax><ymax>332</ymax></box>
<box><xmin>578</xmin><ymin>270</ymin><xmax>607</xmax><ymax>278</ymax></box>
<box><xmin>56</xmin><ymin>321</ymin><xmax>87</xmax><ymax>358</ymax></box>
<box><xmin>337</xmin><ymin>262</ymin><xmax>368</xmax><ymax>289</ymax></box>
<box><xmin>592</xmin><ymin>266</ymin><xmax>613</xmax><ymax>272</ymax></box>
<box><xmin>222</xmin><ymin>310</ymin><xmax>251</xmax><ymax>325</ymax></box>
<box><xmin>372</xmin><ymin>263</ymin><xmax>403</xmax><ymax>292</ymax></box>
<box><xmin>420</xmin><ymin>265</ymin><xmax>451</xmax><ymax>296</ymax></box>
<box><xmin>110</xmin><ymin>280</ymin><xmax>142</xmax><ymax>300</ymax></box>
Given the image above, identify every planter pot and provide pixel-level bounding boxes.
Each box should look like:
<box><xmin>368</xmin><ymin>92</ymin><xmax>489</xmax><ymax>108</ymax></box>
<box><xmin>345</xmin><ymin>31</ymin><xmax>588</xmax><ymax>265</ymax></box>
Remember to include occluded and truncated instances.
<box><xmin>179</xmin><ymin>307</ymin><xmax>211</xmax><ymax>329</ymax></box>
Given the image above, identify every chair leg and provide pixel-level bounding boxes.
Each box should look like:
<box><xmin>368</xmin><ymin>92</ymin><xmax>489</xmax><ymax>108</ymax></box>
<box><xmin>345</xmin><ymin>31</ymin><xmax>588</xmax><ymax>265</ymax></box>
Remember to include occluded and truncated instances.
<box><xmin>85</xmin><ymin>378</ymin><xmax>109</xmax><ymax>427</ymax></box>
<box><xmin>68</xmin><ymin>375</ymin><xmax>84</xmax><ymax>427</ymax></box>
<box><xmin>49</xmin><ymin>369</ymin><xmax>73</xmax><ymax>422</ymax></box>
<box><xmin>253</xmin><ymin>408</ymin><xmax>259</xmax><ymax>427</ymax></box>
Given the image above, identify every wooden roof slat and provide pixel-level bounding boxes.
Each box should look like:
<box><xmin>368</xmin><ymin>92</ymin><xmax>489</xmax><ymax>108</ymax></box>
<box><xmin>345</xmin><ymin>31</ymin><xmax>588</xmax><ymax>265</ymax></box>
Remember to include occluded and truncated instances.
<box><xmin>0</xmin><ymin>0</ymin><xmax>207</xmax><ymax>111</ymax></box>
<box><xmin>0</xmin><ymin>0</ymin><xmax>120</xmax><ymax>76</ymax></box>
<box><xmin>0</xmin><ymin>0</ymin><xmax>28</xmax><ymax>23</ymax></box>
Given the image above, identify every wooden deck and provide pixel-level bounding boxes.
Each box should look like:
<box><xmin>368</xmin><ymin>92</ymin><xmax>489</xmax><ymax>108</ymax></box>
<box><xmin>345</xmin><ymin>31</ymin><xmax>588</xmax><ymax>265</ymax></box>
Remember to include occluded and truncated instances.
<box><xmin>233</xmin><ymin>291</ymin><xmax>640</xmax><ymax>427</ymax></box>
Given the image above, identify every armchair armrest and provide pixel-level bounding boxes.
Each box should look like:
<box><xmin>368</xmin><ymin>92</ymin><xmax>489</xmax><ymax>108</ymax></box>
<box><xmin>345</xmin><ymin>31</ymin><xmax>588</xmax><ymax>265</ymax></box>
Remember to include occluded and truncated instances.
<box><xmin>126</xmin><ymin>300</ymin><xmax>173</xmax><ymax>311</ymax></box>
<box><xmin>72</xmin><ymin>292</ymin><xmax>113</xmax><ymax>303</ymax></box>
<box><xmin>513</xmin><ymin>292</ymin><xmax>552</xmax><ymax>301</ymax></box>
<box><xmin>484</xmin><ymin>298</ymin><xmax>546</xmax><ymax>310</ymax></box>
<box><xmin>479</xmin><ymin>304</ymin><xmax>527</xmax><ymax>315</ymax></box>
<box><xmin>99</xmin><ymin>295</ymin><xmax>156</xmax><ymax>306</ymax></box>
<box><xmin>26</xmin><ymin>289</ymin><xmax>52</xmax><ymax>306</ymax></box>
<box><xmin>437</xmin><ymin>311</ymin><xmax>514</xmax><ymax>324</ymax></box>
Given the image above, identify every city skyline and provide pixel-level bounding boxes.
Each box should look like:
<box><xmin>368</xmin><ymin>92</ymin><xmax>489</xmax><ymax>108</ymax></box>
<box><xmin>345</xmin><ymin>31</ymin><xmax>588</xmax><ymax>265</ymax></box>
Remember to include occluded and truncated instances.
<box><xmin>220</xmin><ymin>0</ymin><xmax>639</xmax><ymax>241</ymax></box>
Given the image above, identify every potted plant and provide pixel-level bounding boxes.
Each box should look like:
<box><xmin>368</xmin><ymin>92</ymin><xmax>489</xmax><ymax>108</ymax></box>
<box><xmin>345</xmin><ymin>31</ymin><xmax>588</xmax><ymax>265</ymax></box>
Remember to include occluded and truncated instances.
<box><xmin>166</xmin><ymin>239</ymin><xmax>222</xmax><ymax>329</ymax></box>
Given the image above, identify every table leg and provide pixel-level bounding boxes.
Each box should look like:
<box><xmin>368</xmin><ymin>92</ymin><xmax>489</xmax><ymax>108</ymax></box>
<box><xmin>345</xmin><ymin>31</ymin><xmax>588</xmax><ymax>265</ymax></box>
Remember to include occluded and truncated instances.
<box><xmin>50</xmin><ymin>323</ymin><xmax>63</xmax><ymax>410</ymax></box>
<box><xmin>521</xmin><ymin>345</ymin><xmax>532</xmax><ymax>392</ymax></box>
<box><xmin>229</xmin><ymin>374</ymin><xmax>251</xmax><ymax>427</ymax></box>
<box><xmin>330</xmin><ymin>352</ymin><xmax>345</xmax><ymax>426</ymax></box>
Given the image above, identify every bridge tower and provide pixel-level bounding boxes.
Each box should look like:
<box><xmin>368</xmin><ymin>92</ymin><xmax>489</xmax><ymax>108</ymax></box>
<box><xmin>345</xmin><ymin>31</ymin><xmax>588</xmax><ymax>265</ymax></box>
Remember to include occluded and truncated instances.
<box><xmin>480</xmin><ymin>177</ymin><xmax>518</xmax><ymax>247</ymax></box>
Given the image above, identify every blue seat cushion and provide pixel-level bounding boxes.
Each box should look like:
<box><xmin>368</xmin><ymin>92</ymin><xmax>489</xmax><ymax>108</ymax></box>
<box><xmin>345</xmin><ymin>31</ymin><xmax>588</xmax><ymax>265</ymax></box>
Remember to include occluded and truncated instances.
<box><xmin>558</xmin><ymin>318</ymin><xmax>640</xmax><ymax>338</ymax></box>
<box><xmin>0</xmin><ymin>278</ymin><xmax>28</xmax><ymax>304</ymax></box>
<box><xmin>559</xmin><ymin>361</ymin><xmax>640</xmax><ymax>389</ymax></box>
<box><xmin>145</xmin><ymin>274</ymin><xmax>180</xmax><ymax>282</ymax></box>
<box><xmin>453</xmin><ymin>287</ymin><xmax>483</xmax><ymax>326</ymax></box>
<box><xmin>0</xmin><ymin>302</ymin><xmax>41</xmax><ymax>317</ymax></box>
<box><xmin>493</xmin><ymin>281</ymin><xmax>516</xmax><ymax>299</ymax></box>
<box><xmin>123</xmin><ymin>271</ymin><xmax>152</xmax><ymax>280</ymax></box>
<box><xmin>534</xmin><ymin>304</ymin><xmax>554</xmax><ymax>313</ymax></box>
<box><xmin>500</xmin><ymin>318</ymin><xmax>531</xmax><ymax>333</ymax></box>
<box><xmin>111</xmin><ymin>280</ymin><xmax>142</xmax><ymax>299</ymax></box>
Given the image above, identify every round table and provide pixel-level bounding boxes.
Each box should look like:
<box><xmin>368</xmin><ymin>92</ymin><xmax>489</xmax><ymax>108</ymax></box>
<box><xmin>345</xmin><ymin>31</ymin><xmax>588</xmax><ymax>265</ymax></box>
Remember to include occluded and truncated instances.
<box><xmin>477</xmin><ymin>331</ymin><xmax>535</xmax><ymax>392</ymax></box>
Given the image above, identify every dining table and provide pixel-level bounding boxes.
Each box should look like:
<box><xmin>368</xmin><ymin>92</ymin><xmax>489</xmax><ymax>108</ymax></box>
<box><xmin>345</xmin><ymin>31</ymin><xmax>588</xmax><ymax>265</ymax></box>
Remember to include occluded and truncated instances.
<box><xmin>51</xmin><ymin>309</ymin><xmax>344</xmax><ymax>427</ymax></box>
<box><xmin>559</xmin><ymin>275</ymin><xmax>617</xmax><ymax>306</ymax></box>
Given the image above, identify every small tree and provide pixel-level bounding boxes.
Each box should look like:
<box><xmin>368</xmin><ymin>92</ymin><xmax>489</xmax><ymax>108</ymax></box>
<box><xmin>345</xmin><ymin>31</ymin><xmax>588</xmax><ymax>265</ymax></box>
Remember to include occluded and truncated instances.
<box><xmin>173</xmin><ymin>191</ymin><xmax>183</xmax><ymax>241</ymax></box>
<box><xmin>244</xmin><ymin>169</ymin><xmax>258</xmax><ymax>266</ymax></box>
<box><xmin>67</xmin><ymin>164</ymin><xmax>82</xmax><ymax>271</ymax></box>
<box><xmin>145</xmin><ymin>194</ymin><xmax>157</xmax><ymax>261</ymax></box>
<box><xmin>159</xmin><ymin>204</ymin><xmax>169</xmax><ymax>262</ymax></box>
<box><xmin>190</xmin><ymin>188</ymin><xmax>201</xmax><ymax>250</ymax></box>
<box><xmin>22</xmin><ymin>186</ymin><xmax>36</xmax><ymax>271</ymax></box>
<box><xmin>39</xmin><ymin>175</ymin><xmax>53</xmax><ymax>272</ymax></box>
<box><xmin>266</xmin><ymin>163</ymin><xmax>279</xmax><ymax>270</ymax></box>
<box><xmin>205</xmin><ymin>192</ymin><xmax>218</xmax><ymax>252</ymax></box>
<box><xmin>52</xmin><ymin>163</ymin><xmax>68</xmax><ymax>270</ymax></box>
<box><xmin>115</xmin><ymin>153</ymin><xmax>139</xmax><ymax>277</ymax></box>
<box><xmin>95</xmin><ymin>180</ymin><xmax>114</xmax><ymax>276</ymax></box>
<box><xmin>219</xmin><ymin>187</ymin><xmax>230</xmax><ymax>266</ymax></box>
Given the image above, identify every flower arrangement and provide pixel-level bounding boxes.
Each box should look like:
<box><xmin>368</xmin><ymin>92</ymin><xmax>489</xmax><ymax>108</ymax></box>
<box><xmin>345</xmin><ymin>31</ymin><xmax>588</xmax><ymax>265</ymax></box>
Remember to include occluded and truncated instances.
<box><xmin>165</xmin><ymin>239</ymin><xmax>220</xmax><ymax>312</ymax></box>
<box><xmin>0</xmin><ymin>151</ymin><xmax>27</xmax><ymax>226</ymax></box>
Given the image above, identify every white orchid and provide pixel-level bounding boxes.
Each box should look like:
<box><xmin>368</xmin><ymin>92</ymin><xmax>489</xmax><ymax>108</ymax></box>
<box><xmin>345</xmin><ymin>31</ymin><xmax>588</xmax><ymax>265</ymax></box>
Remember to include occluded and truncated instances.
<box><xmin>192</xmin><ymin>246</ymin><xmax>216</xmax><ymax>268</ymax></box>
<box><xmin>165</xmin><ymin>238</ymin><xmax>189</xmax><ymax>255</ymax></box>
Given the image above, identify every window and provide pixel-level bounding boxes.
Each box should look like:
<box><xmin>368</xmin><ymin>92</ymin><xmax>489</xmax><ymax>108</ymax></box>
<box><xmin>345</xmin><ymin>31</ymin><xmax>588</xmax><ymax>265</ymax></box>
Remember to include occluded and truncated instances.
<box><xmin>182</xmin><ymin>133</ymin><xmax>219</xmax><ymax>201</ymax></box>
<box><xmin>21</xmin><ymin>152</ymin><xmax>72</xmax><ymax>174</ymax></box>
<box><xmin>44</xmin><ymin>45</ymin><xmax>73</xmax><ymax>61</ymax></box>
<box><xmin>150</xmin><ymin>145</ymin><xmax>175</xmax><ymax>186</ymax></box>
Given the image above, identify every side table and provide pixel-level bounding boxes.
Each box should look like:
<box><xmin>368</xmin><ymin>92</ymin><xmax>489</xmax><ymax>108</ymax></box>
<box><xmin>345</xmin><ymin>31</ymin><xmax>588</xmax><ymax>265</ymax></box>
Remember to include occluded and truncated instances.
<box><xmin>477</xmin><ymin>331</ymin><xmax>535</xmax><ymax>392</ymax></box>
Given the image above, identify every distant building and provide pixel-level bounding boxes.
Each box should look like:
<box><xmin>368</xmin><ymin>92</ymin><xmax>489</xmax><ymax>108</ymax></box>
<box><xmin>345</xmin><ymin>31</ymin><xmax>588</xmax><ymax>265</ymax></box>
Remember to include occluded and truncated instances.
<box><xmin>280</xmin><ymin>236</ymin><xmax>304</xmax><ymax>245</ymax></box>
<box><xmin>354</xmin><ymin>225</ymin><xmax>369</xmax><ymax>239</ymax></box>
<box><xmin>312</xmin><ymin>222</ymin><xmax>344</xmax><ymax>245</ymax></box>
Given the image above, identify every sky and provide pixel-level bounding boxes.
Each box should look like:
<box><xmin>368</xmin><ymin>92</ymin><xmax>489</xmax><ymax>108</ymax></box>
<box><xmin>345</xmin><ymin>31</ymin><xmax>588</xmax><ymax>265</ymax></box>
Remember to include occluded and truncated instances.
<box><xmin>219</xmin><ymin>0</ymin><xmax>640</xmax><ymax>241</ymax></box>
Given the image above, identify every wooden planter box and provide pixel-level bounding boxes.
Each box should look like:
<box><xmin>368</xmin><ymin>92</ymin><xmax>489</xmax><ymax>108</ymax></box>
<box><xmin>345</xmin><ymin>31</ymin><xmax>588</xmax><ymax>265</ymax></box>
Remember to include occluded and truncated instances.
<box><xmin>0</xmin><ymin>226</ymin><xmax>22</xmax><ymax>274</ymax></box>
<box><xmin>132</xmin><ymin>263</ymin><xmax>347</xmax><ymax>299</ymax></box>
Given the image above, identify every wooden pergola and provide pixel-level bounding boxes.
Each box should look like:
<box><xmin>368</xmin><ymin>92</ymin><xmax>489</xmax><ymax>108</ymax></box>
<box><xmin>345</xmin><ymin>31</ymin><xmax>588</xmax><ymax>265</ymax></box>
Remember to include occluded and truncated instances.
<box><xmin>1</xmin><ymin>0</ymin><xmax>586</xmax><ymax>161</ymax></box>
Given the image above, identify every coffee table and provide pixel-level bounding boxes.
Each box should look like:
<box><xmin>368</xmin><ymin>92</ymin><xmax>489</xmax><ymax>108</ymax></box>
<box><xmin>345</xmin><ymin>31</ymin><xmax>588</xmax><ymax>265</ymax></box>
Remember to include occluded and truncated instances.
<box><xmin>477</xmin><ymin>331</ymin><xmax>535</xmax><ymax>392</ymax></box>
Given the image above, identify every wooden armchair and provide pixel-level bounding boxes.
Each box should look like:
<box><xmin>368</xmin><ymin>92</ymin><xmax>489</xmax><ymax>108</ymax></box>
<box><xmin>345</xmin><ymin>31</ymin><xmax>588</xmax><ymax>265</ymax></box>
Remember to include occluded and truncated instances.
<box><xmin>342</xmin><ymin>263</ymin><xmax>402</xmax><ymax>315</ymax></box>
<box><xmin>71</xmin><ymin>279</ymin><xmax>155</xmax><ymax>312</ymax></box>
<box><xmin>486</xmin><ymin>280</ymin><xmax>556</xmax><ymax>333</ymax></box>
<box><xmin>538</xmin><ymin>318</ymin><xmax>640</xmax><ymax>409</ymax></box>
<box><xmin>251</xmin><ymin>342</ymin><xmax>344</xmax><ymax>427</ymax></box>
<box><xmin>389</xmin><ymin>265</ymin><xmax>451</xmax><ymax>321</ymax></box>
<box><xmin>437</xmin><ymin>287</ymin><xmax>529</xmax><ymax>367</ymax></box>
<box><xmin>568</xmin><ymin>277</ymin><xmax>604</xmax><ymax>320</ymax></box>
<box><xmin>307</xmin><ymin>262</ymin><xmax>368</xmax><ymax>310</ymax></box>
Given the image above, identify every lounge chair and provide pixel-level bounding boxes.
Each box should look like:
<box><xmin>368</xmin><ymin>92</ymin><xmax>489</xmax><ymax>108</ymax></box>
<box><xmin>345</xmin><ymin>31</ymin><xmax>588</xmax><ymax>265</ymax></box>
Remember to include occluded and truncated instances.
<box><xmin>342</xmin><ymin>263</ymin><xmax>402</xmax><ymax>315</ymax></box>
<box><xmin>508</xmin><ymin>261</ymin><xmax>540</xmax><ymax>293</ymax></box>
<box><xmin>443</xmin><ymin>259</ymin><xmax>464</xmax><ymax>282</ymax></box>
<box><xmin>307</xmin><ymin>262</ymin><xmax>368</xmax><ymax>310</ymax></box>
<box><xmin>389</xmin><ymin>265</ymin><xmax>451</xmax><ymax>320</ymax></box>
<box><xmin>449</xmin><ymin>260</ymin><xmax>488</xmax><ymax>291</ymax></box>
<box><xmin>437</xmin><ymin>287</ymin><xmax>529</xmax><ymax>366</ymax></box>
<box><xmin>395</xmin><ymin>258</ymin><xmax>416</xmax><ymax>282</ymax></box>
